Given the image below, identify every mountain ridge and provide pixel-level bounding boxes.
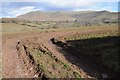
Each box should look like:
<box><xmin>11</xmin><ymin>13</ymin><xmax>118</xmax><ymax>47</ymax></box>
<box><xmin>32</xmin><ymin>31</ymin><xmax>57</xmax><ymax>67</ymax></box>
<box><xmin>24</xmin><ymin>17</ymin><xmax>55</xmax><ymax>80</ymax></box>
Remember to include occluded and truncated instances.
<box><xmin>1</xmin><ymin>10</ymin><xmax>118</xmax><ymax>24</ymax></box>
<box><xmin>15</xmin><ymin>10</ymin><xmax>117</xmax><ymax>23</ymax></box>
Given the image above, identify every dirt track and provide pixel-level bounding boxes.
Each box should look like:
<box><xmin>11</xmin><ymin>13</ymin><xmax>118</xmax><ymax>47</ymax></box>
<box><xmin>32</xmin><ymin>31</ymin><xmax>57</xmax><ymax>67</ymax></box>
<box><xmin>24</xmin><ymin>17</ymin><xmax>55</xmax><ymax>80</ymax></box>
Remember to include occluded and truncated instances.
<box><xmin>2</xmin><ymin>27</ymin><xmax>117</xmax><ymax>78</ymax></box>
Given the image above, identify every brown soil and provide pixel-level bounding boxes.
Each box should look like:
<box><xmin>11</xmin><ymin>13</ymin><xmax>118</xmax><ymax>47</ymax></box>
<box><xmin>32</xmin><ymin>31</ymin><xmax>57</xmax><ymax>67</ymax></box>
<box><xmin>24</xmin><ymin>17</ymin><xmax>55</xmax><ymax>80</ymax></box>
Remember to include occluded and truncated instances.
<box><xmin>2</xmin><ymin>28</ymin><xmax>116</xmax><ymax>78</ymax></box>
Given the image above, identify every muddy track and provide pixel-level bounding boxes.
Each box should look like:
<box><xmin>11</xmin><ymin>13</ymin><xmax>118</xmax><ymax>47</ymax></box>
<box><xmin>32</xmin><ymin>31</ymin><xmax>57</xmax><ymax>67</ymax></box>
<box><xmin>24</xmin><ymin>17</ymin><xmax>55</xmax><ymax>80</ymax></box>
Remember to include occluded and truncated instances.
<box><xmin>2</xmin><ymin>28</ymin><xmax>117</xmax><ymax>78</ymax></box>
<box><xmin>16</xmin><ymin>41</ymin><xmax>46</xmax><ymax>78</ymax></box>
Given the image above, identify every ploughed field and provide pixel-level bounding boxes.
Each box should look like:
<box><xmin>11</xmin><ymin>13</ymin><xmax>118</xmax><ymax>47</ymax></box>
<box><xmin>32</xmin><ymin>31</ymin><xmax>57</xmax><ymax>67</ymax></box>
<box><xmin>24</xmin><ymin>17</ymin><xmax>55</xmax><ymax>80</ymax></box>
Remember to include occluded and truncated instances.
<box><xmin>1</xmin><ymin>23</ymin><xmax>119</xmax><ymax>79</ymax></box>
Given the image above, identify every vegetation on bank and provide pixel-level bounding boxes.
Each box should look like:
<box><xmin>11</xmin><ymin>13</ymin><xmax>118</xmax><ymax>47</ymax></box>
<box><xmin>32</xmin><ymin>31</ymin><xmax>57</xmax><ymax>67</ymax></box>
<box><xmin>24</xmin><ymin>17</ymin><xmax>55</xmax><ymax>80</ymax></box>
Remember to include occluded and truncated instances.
<box><xmin>23</xmin><ymin>43</ymin><xmax>81</xmax><ymax>78</ymax></box>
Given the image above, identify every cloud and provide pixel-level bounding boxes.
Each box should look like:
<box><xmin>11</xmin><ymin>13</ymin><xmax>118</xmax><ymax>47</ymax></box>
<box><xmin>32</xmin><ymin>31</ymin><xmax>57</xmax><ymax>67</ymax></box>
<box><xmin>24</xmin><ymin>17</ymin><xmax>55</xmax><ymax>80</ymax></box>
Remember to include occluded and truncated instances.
<box><xmin>35</xmin><ymin>0</ymin><xmax>94</xmax><ymax>8</ymax></box>
<box><xmin>1</xmin><ymin>1</ymin><xmax>118</xmax><ymax>18</ymax></box>
<box><xmin>73</xmin><ymin>2</ymin><xmax>118</xmax><ymax>12</ymax></box>
<box><xmin>8</xmin><ymin>6</ymin><xmax>41</xmax><ymax>17</ymax></box>
<box><xmin>73</xmin><ymin>6</ymin><xmax>116</xmax><ymax>12</ymax></box>
<box><xmin>73</xmin><ymin>8</ymin><xmax>90</xmax><ymax>11</ymax></box>
<box><xmin>2</xmin><ymin>0</ymin><xmax>119</xmax><ymax>2</ymax></box>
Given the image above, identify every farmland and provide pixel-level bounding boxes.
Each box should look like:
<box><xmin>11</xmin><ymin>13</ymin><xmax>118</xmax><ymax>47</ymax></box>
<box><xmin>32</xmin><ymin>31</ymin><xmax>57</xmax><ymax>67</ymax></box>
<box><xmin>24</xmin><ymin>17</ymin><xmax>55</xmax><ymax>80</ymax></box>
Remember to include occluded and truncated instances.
<box><xmin>1</xmin><ymin>21</ymin><xmax>119</xmax><ymax>78</ymax></box>
<box><xmin>0</xmin><ymin>9</ymin><xmax>119</xmax><ymax>79</ymax></box>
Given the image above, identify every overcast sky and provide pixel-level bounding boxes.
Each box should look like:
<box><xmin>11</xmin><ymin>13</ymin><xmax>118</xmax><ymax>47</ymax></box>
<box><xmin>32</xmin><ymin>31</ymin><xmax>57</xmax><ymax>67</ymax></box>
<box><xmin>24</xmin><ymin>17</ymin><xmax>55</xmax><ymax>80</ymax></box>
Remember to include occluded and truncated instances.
<box><xmin>0</xmin><ymin>0</ymin><xmax>119</xmax><ymax>18</ymax></box>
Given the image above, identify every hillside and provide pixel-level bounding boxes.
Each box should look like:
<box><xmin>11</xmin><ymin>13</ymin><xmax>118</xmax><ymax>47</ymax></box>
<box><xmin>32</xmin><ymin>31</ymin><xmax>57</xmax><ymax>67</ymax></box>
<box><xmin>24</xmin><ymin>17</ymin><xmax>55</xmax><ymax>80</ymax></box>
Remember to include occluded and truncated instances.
<box><xmin>16</xmin><ymin>10</ymin><xmax>118</xmax><ymax>23</ymax></box>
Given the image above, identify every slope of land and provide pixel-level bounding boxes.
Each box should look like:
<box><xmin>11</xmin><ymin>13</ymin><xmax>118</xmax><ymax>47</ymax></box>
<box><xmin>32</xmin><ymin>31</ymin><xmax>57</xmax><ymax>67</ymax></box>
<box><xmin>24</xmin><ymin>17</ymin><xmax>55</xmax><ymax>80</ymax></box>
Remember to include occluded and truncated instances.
<box><xmin>16</xmin><ymin>11</ymin><xmax>117</xmax><ymax>23</ymax></box>
<box><xmin>2</xmin><ymin>25</ymin><xmax>118</xmax><ymax>78</ymax></box>
<box><xmin>1</xmin><ymin>11</ymin><xmax>117</xmax><ymax>24</ymax></box>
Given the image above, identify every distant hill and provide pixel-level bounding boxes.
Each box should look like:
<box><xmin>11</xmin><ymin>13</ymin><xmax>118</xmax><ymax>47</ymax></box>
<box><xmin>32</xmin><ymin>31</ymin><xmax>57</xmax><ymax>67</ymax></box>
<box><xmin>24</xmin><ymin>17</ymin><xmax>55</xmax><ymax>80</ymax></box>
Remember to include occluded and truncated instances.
<box><xmin>15</xmin><ymin>10</ymin><xmax>117</xmax><ymax>23</ymax></box>
<box><xmin>1</xmin><ymin>10</ymin><xmax>118</xmax><ymax>24</ymax></box>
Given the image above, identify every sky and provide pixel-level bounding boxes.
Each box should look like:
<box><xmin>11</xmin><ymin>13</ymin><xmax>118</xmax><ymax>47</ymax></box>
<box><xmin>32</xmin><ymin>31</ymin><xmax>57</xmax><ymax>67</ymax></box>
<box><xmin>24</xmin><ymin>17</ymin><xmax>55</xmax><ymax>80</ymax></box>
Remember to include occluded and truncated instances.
<box><xmin>0</xmin><ymin>0</ymin><xmax>119</xmax><ymax>18</ymax></box>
